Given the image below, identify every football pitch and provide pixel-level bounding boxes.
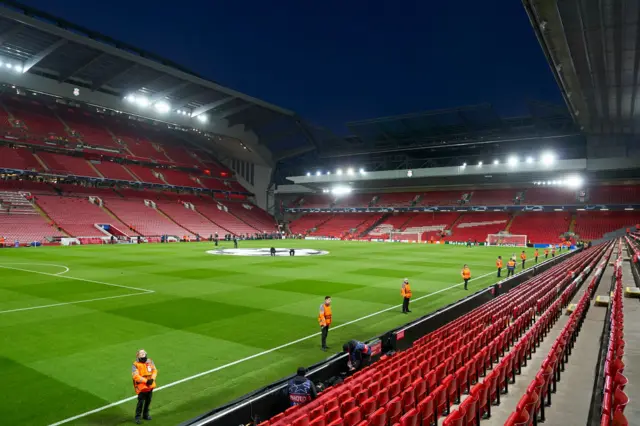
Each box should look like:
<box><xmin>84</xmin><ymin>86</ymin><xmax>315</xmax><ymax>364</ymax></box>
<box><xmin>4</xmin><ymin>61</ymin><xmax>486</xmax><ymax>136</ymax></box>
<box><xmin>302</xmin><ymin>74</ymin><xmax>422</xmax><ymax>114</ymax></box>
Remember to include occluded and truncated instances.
<box><xmin>0</xmin><ymin>241</ymin><xmax>539</xmax><ymax>425</ymax></box>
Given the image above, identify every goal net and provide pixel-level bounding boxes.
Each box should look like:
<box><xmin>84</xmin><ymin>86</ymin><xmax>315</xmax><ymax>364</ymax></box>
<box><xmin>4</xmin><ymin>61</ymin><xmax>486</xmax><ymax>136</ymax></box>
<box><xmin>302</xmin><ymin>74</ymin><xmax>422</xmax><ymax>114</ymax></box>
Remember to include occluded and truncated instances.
<box><xmin>486</xmin><ymin>234</ymin><xmax>527</xmax><ymax>247</ymax></box>
<box><xmin>388</xmin><ymin>231</ymin><xmax>422</xmax><ymax>243</ymax></box>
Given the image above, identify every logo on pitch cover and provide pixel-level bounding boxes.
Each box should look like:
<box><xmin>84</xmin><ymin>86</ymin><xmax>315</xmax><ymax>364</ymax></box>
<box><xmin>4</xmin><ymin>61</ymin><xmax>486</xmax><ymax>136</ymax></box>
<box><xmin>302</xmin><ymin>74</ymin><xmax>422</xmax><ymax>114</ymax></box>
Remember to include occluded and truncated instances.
<box><xmin>206</xmin><ymin>248</ymin><xmax>329</xmax><ymax>257</ymax></box>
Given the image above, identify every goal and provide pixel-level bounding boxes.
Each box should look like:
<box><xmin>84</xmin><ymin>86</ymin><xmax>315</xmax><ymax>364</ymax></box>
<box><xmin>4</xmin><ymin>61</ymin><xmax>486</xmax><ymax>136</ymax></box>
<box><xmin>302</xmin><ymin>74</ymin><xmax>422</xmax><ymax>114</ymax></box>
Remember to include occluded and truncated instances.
<box><xmin>388</xmin><ymin>231</ymin><xmax>423</xmax><ymax>243</ymax></box>
<box><xmin>486</xmin><ymin>234</ymin><xmax>527</xmax><ymax>247</ymax></box>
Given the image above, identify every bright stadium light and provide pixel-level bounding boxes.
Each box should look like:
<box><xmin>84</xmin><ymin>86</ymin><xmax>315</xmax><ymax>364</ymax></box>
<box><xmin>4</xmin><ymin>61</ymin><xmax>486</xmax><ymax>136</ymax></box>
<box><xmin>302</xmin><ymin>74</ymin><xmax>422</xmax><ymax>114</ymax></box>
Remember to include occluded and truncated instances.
<box><xmin>326</xmin><ymin>171</ymin><xmax>331</xmax><ymax>175</ymax></box>
<box><xmin>5</xmin><ymin>63</ymin><xmax>12</xmax><ymax>69</ymax></box>
<box><xmin>125</xmin><ymin>94</ymin><xmax>136</xmax><ymax>104</ymax></box>
<box><xmin>347</xmin><ymin>168</ymin><xmax>354</xmax><ymax>175</ymax></box>
<box><xmin>136</xmin><ymin>95</ymin><xmax>150</xmax><ymax>108</ymax></box>
<box><xmin>566</xmin><ymin>175</ymin><xmax>584</xmax><ymax>189</ymax></box>
<box><xmin>526</xmin><ymin>156</ymin><xmax>534</xmax><ymax>164</ymax></box>
<box><xmin>359</xmin><ymin>168</ymin><xmax>366</xmax><ymax>174</ymax></box>
<box><xmin>154</xmin><ymin>101</ymin><xmax>171</xmax><ymax>114</ymax></box>
<box><xmin>197</xmin><ymin>114</ymin><xmax>208</xmax><ymax>123</ymax></box>
<box><xmin>306</xmin><ymin>172</ymin><xmax>311</xmax><ymax>176</ymax></box>
<box><xmin>336</xmin><ymin>169</ymin><xmax>343</xmax><ymax>175</ymax></box>
<box><xmin>493</xmin><ymin>159</ymin><xmax>499</xmax><ymax>165</ymax></box>
<box><xmin>331</xmin><ymin>185</ymin><xmax>352</xmax><ymax>195</ymax></box>
<box><xmin>541</xmin><ymin>151</ymin><xmax>556</xmax><ymax>166</ymax></box>
<box><xmin>461</xmin><ymin>162</ymin><xmax>467</xmax><ymax>168</ymax></box>
<box><xmin>14</xmin><ymin>65</ymin><xmax>22</xmax><ymax>73</ymax></box>
<box><xmin>507</xmin><ymin>156</ymin><xmax>518</xmax><ymax>167</ymax></box>
<box><xmin>316</xmin><ymin>171</ymin><xmax>321</xmax><ymax>176</ymax></box>
<box><xmin>477</xmin><ymin>161</ymin><xmax>483</xmax><ymax>167</ymax></box>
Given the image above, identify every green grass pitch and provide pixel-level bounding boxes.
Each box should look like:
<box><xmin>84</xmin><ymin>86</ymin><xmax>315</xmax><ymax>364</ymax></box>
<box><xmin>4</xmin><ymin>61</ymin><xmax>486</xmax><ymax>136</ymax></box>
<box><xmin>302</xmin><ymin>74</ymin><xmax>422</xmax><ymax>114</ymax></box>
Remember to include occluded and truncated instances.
<box><xmin>0</xmin><ymin>241</ymin><xmax>540</xmax><ymax>425</ymax></box>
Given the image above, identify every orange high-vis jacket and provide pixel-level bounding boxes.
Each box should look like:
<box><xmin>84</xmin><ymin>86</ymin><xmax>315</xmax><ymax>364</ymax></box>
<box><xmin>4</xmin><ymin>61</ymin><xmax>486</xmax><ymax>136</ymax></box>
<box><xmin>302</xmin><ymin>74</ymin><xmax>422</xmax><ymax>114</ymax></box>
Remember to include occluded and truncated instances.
<box><xmin>520</xmin><ymin>253</ymin><xmax>526</xmax><ymax>260</ymax></box>
<box><xmin>318</xmin><ymin>303</ymin><xmax>332</xmax><ymax>327</ymax></box>
<box><xmin>461</xmin><ymin>268</ymin><xmax>471</xmax><ymax>279</ymax></box>
<box><xmin>544</xmin><ymin>249</ymin><xmax>549</xmax><ymax>255</ymax></box>
<box><xmin>507</xmin><ymin>259</ymin><xmax>516</xmax><ymax>268</ymax></box>
<box><xmin>496</xmin><ymin>259</ymin><xmax>503</xmax><ymax>268</ymax></box>
<box><xmin>401</xmin><ymin>282</ymin><xmax>412</xmax><ymax>298</ymax></box>
<box><xmin>534</xmin><ymin>250</ymin><xmax>539</xmax><ymax>257</ymax></box>
<box><xmin>132</xmin><ymin>360</ymin><xmax>157</xmax><ymax>394</ymax></box>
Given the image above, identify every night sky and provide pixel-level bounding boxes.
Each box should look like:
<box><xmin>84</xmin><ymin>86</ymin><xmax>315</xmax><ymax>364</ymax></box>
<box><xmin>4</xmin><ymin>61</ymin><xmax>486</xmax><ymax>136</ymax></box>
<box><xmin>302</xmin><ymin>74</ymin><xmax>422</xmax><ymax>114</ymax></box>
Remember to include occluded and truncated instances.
<box><xmin>19</xmin><ymin>0</ymin><xmax>563</xmax><ymax>134</ymax></box>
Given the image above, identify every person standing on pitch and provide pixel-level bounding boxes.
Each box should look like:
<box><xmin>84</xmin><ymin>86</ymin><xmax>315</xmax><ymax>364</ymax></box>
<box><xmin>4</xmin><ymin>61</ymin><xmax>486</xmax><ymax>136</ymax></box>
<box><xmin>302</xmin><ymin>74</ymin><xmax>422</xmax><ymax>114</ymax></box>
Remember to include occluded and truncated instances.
<box><xmin>496</xmin><ymin>256</ymin><xmax>503</xmax><ymax>278</ymax></box>
<box><xmin>318</xmin><ymin>296</ymin><xmax>332</xmax><ymax>351</ymax></box>
<box><xmin>520</xmin><ymin>251</ymin><xmax>527</xmax><ymax>269</ymax></box>
<box><xmin>461</xmin><ymin>264</ymin><xmax>471</xmax><ymax>290</ymax></box>
<box><xmin>132</xmin><ymin>349</ymin><xmax>157</xmax><ymax>424</ymax></box>
<box><xmin>534</xmin><ymin>249</ymin><xmax>539</xmax><ymax>264</ymax></box>
<box><xmin>401</xmin><ymin>278</ymin><xmax>412</xmax><ymax>313</ymax></box>
<box><xmin>507</xmin><ymin>257</ymin><xmax>516</xmax><ymax>277</ymax></box>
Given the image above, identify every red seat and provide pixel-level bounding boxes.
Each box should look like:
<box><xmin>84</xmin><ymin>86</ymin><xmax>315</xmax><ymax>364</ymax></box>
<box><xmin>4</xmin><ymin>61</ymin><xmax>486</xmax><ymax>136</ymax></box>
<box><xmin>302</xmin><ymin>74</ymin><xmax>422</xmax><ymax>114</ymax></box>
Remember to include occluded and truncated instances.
<box><xmin>385</xmin><ymin>396</ymin><xmax>403</xmax><ymax>425</ymax></box>
<box><xmin>412</xmin><ymin>377</ymin><xmax>427</xmax><ymax>402</ymax></box>
<box><xmin>504</xmin><ymin>409</ymin><xmax>530</xmax><ymax>426</ymax></box>
<box><xmin>340</xmin><ymin>398</ymin><xmax>356</xmax><ymax>416</ymax></box>
<box><xmin>432</xmin><ymin>384</ymin><xmax>447</xmax><ymax>419</ymax></box>
<box><xmin>310</xmin><ymin>405</ymin><xmax>324</xmax><ymax>420</ymax></box>
<box><xmin>309</xmin><ymin>417</ymin><xmax>326</xmax><ymax>426</ymax></box>
<box><xmin>325</xmin><ymin>407</ymin><xmax>341</xmax><ymax>424</ymax></box>
<box><xmin>293</xmin><ymin>414</ymin><xmax>310</xmax><ymax>426</ymax></box>
<box><xmin>343</xmin><ymin>407</ymin><xmax>361</xmax><ymax>426</ymax></box>
<box><xmin>325</xmin><ymin>399</ymin><xmax>339</xmax><ymax>412</ymax></box>
<box><xmin>388</xmin><ymin>380</ymin><xmax>401</xmax><ymax>398</ymax></box>
<box><xmin>399</xmin><ymin>408</ymin><xmax>419</xmax><ymax>426</ymax></box>
<box><xmin>326</xmin><ymin>419</ymin><xmax>343</xmax><ymax>426</ymax></box>
<box><xmin>360</xmin><ymin>396</ymin><xmax>376</xmax><ymax>418</ymax></box>
<box><xmin>613</xmin><ymin>388</ymin><xmax>629</xmax><ymax>413</ymax></box>
<box><xmin>368</xmin><ymin>407</ymin><xmax>387</xmax><ymax>426</ymax></box>
<box><xmin>442</xmin><ymin>407</ymin><xmax>466</xmax><ymax>426</ymax></box>
<box><xmin>612</xmin><ymin>410</ymin><xmax>629</xmax><ymax>426</ymax></box>
<box><xmin>460</xmin><ymin>393</ymin><xmax>478</xmax><ymax>426</ymax></box>
<box><xmin>417</xmin><ymin>394</ymin><xmax>435</xmax><ymax>426</ymax></box>
<box><xmin>354</xmin><ymin>390</ymin><xmax>369</xmax><ymax>406</ymax></box>
<box><xmin>375</xmin><ymin>389</ymin><xmax>389</xmax><ymax>407</ymax></box>
<box><xmin>401</xmin><ymin>386</ymin><xmax>416</xmax><ymax>410</ymax></box>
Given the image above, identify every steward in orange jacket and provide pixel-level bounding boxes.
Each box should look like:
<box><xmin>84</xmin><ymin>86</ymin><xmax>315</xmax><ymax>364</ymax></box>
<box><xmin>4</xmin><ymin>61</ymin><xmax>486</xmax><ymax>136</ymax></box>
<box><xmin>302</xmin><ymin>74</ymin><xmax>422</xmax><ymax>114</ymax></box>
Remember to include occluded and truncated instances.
<box><xmin>507</xmin><ymin>259</ymin><xmax>516</xmax><ymax>277</ymax></box>
<box><xmin>461</xmin><ymin>265</ymin><xmax>471</xmax><ymax>290</ymax></box>
<box><xmin>132</xmin><ymin>349</ymin><xmax>157</xmax><ymax>424</ymax></box>
<box><xmin>534</xmin><ymin>249</ymin><xmax>539</xmax><ymax>263</ymax></box>
<box><xmin>520</xmin><ymin>251</ymin><xmax>527</xmax><ymax>269</ymax></box>
<box><xmin>401</xmin><ymin>278</ymin><xmax>412</xmax><ymax>314</ymax></box>
<box><xmin>318</xmin><ymin>296</ymin><xmax>332</xmax><ymax>351</ymax></box>
<box><xmin>496</xmin><ymin>256</ymin><xmax>503</xmax><ymax>278</ymax></box>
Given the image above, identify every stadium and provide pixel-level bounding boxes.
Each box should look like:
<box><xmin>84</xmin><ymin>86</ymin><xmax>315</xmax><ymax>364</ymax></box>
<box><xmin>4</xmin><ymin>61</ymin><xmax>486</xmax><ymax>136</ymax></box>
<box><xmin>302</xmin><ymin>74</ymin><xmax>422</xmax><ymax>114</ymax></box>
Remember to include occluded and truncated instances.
<box><xmin>0</xmin><ymin>1</ymin><xmax>639</xmax><ymax>426</ymax></box>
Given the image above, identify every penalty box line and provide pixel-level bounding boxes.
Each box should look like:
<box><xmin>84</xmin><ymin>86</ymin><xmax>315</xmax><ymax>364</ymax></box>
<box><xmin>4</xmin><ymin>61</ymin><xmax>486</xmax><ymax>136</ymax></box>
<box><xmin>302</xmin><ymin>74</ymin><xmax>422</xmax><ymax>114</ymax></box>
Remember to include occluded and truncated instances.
<box><xmin>0</xmin><ymin>264</ymin><xmax>154</xmax><ymax>315</ymax></box>
<box><xmin>47</xmin><ymin>270</ymin><xmax>496</xmax><ymax>426</ymax></box>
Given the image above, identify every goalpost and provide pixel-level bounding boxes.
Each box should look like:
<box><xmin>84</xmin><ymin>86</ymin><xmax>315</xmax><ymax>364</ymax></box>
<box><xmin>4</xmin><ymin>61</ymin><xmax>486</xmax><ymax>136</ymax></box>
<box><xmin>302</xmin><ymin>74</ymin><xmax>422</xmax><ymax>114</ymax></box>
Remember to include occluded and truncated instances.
<box><xmin>388</xmin><ymin>230</ymin><xmax>422</xmax><ymax>243</ymax></box>
<box><xmin>486</xmin><ymin>234</ymin><xmax>528</xmax><ymax>247</ymax></box>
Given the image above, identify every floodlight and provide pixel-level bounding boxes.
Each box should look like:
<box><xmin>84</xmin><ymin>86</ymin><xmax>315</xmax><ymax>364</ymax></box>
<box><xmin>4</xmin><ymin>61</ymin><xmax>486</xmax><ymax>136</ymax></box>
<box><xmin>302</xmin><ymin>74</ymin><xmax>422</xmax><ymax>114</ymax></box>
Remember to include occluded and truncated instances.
<box><xmin>507</xmin><ymin>156</ymin><xmax>518</xmax><ymax>167</ymax></box>
<box><xmin>316</xmin><ymin>171</ymin><xmax>321</xmax><ymax>176</ymax></box>
<box><xmin>541</xmin><ymin>151</ymin><xmax>556</xmax><ymax>166</ymax></box>
<box><xmin>125</xmin><ymin>94</ymin><xmax>136</xmax><ymax>103</ymax></box>
<box><xmin>14</xmin><ymin>65</ymin><xmax>22</xmax><ymax>73</ymax></box>
<box><xmin>136</xmin><ymin>96</ymin><xmax>150</xmax><ymax>108</ymax></box>
<box><xmin>196</xmin><ymin>114</ymin><xmax>208</xmax><ymax>123</ymax></box>
<box><xmin>5</xmin><ymin>63</ymin><xmax>12</xmax><ymax>69</ymax></box>
<box><xmin>347</xmin><ymin>168</ymin><xmax>354</xmax><ymax>175</ymax></box>
<box><xmin>326</xmin><ymin>171</ymin><xmax>331</xmax><ymax>175</ymax></box>
<box><xmin>566</xmin><ymin>175</ymin><xmax>584</xmax><ymax>189</ymax></box>
<box><xmin>526</xmin><ymin>156</ymin><xmax>534</xmax><ymax>164</ymax></box>
<box><xmin>336</xmin><ymin>169</ymin><xmax>343</xmax><ymax>175</ymax></box>
<box><xmin>154</xmin><ymin>101</ymin><xmax>171</xmax><ymax>114</ymax></box>
<box><xmin>478</xmin><ymin>161</ymin><xmax>483</xmax><ymax>166</ymax></box>
<box><xmin>359</xmin><ymin>168</ymin><xmax>365</xmax><ymax>174</ymax></box>
<box><xmin>331</xmin><ymin>185</ymin><xmax>352</xmax><ymax>195</ymax></box>
<box><xmin>493</xmin><ymin>159</ymin><xmax>499</xmax><ymax>165</ymax></box>
<box><xmin>306</xmin><ymin>172</ymin><xmax>311</xmax><ymax>177</ymax></box>
<box><xmin>461</xmin><ymin>162</ymin><xmax>467</xmax><ymax>167</ymax></box>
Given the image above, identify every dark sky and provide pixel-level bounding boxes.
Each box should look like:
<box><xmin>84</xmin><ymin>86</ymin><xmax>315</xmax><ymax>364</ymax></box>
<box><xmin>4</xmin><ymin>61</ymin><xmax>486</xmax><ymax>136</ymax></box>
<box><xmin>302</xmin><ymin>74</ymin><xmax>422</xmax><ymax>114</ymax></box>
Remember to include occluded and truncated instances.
<box><xmin>20</xmin><ymin>0</ymin><xmax>563</xmax><ymax>134</ymax></box>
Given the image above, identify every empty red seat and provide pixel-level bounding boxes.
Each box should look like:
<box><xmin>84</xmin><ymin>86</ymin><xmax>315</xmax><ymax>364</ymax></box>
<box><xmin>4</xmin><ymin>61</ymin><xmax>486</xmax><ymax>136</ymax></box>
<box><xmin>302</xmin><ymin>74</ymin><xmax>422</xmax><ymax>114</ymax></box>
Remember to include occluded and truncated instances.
<box><xmin>343</xmin><ymin>408</ymin><xmax>361</xmax><ymax>426</ymax></box>
<box><xmin>399</xmin><ymin>408</ymin><xmax>419</xmax><ymax>426</ymax></box>
<box><xmin>367</xmin><ymin>408</ymin><xmax>387</xmax><ymax>426</ymax></box>
<box><xmin>417</xmin><ymin>394</ymin><xmax>435</xmax><ymax>426</ymax></box>
<box><xmin>442</xmin><ymin>407</ymin><xmax>466</xmax><ymax>426</ymax></box>
<box><xmin>385</xmin><ymin>396</ymin><xmax>402</xmax><ymax>425</ymax></box>
<box><xmin>504</xmin><ymin>409</ymin><xmax>530</xmax><ymax>426</ymax></box>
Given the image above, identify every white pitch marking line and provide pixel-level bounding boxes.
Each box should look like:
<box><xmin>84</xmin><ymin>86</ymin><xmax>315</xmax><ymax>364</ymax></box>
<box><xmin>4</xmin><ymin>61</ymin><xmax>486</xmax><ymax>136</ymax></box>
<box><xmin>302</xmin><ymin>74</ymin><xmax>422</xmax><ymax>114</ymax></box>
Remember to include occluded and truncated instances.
<box><xmin>47</xmin><ymin>270</ymin><xmax>497</xmax><ymax>426</ymax></box>
<box><xmin>0</xmin><ymin>292</ymin><xmax>151</xmax><ymax>314</ymax></box>
<box><xmin>0</xmin><ymin>264</ymin><xmax>153</xmax><ymax>293</ymax></box>
<box><xmin>0</xmin><ymin>263</ymin><xmax>70</xmax><ymax>275</ymax></box>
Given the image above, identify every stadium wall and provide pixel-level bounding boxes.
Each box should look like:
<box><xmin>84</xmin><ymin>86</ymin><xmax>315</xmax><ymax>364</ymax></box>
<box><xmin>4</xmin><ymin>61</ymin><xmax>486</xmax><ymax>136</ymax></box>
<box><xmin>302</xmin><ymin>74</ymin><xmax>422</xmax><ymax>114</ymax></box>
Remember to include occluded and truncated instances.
<box><xmin>182</xmin><ymin>249</ymin><xmax>577</xmax><ymax>426</ymax></box>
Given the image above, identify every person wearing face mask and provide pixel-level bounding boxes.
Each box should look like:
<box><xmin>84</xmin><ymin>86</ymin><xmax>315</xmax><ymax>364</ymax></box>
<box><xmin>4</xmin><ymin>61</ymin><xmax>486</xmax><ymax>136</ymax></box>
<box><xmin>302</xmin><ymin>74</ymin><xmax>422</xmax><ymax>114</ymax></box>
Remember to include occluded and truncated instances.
<box><xmin>132</xmin><ymin>349</ymin><xmax>158</xmax><ymax>424</ymax></box>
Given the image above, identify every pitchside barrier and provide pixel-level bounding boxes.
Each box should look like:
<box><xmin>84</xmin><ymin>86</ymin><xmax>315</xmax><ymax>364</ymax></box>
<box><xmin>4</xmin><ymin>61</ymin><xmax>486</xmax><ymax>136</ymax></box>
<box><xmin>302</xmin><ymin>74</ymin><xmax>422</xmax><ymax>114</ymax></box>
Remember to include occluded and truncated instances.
<box><xmin>182</xmin><ymin>249</ymin><xmax>578</xmax><ymax>426</ymax></box>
